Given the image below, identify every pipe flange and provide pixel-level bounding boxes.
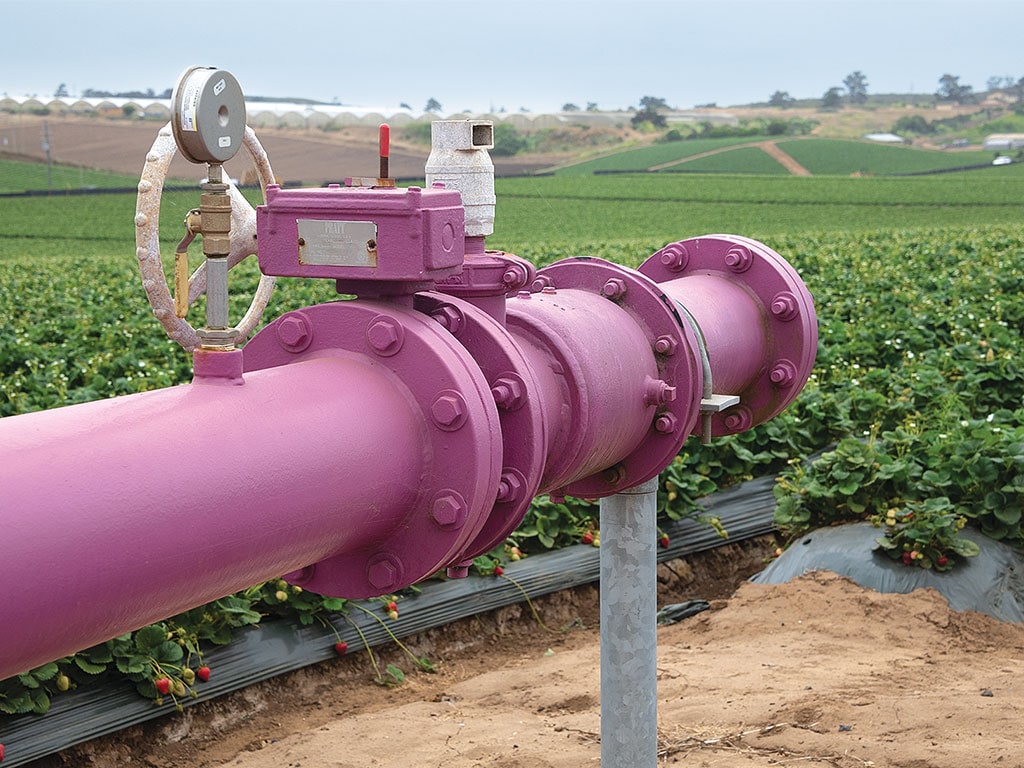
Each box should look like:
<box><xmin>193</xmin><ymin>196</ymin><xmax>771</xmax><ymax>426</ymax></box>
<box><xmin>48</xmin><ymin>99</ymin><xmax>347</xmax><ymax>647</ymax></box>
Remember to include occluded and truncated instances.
<box><xmin>243</xmin><ymin>301</ymin><xmax>502</xmax><ymax>598</ymax></box>
<box><xmin>639</xmin><ymin>235</ymin><xmax>817</xmax><ymax>436</ymax></box>
<box><xmin>414</xmin><ymin>292</ymin><xmax>546</xmax><ymax>561</ymax></box>
<box><xmin>524</xmin><ymin>258</ymin><xmax>705</xmax><ymax>498</ymax></box>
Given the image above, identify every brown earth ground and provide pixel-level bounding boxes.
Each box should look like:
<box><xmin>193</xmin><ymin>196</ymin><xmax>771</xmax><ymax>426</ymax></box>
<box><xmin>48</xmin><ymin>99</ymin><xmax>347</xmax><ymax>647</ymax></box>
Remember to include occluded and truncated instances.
<box><xmin>0</xmin><ymin>102</ymin><xmax>983</xmax><ymax>185</ymax></box>
<box><xmin>26</xmin><ymin>536</ymin><xmax>1024</xmax><ymax>768</ymax></box>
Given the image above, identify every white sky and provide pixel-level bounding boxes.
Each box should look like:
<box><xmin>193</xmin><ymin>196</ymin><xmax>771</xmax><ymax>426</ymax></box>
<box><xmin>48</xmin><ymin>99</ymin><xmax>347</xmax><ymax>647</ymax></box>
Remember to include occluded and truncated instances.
<box><xmin>3</xmin><ymin>0</ymin><xmax>1022</xmax><ymax>113</ymax></box>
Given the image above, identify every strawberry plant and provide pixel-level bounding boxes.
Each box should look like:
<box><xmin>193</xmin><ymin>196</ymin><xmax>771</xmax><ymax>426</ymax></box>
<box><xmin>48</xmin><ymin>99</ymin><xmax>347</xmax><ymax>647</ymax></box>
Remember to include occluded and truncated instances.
<box><xmin>871</xmin><ymin>498</ymin><xmax>980</xmax><ymax>571</ymax></box>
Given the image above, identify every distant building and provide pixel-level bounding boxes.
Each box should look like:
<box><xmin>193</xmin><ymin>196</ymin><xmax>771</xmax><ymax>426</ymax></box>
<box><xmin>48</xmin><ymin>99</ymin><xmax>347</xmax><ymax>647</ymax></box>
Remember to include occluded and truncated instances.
<box><xmin>983</xmin><ymin>134</ymin><xmax>1024</xmax><ymax>150</ymax></box>
<box><xmin>863</xmin><ymin>133</ymin><xmax>908</xmax><ymax>144</ymax></box>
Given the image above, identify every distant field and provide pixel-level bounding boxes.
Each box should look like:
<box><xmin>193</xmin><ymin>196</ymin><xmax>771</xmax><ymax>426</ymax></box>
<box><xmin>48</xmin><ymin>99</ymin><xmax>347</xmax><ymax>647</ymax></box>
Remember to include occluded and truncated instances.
<box><xmin>0</xmin><ymin>157</ymin><xmax>143</xmax><ymax>194</ymax></box>
<box><xmin>553</xmin><ymin>137</ymin><xmax>1011</xmax><ymax>178</ymax></box>
<box><xmin>552</xmin><ymin>137</ymin><xmax>766</xmax><ymax>176</ymax></box>
<box><xmin>775</xmin><ymin>139</ymin><xmax>996</xmax><ymax>175</ymax></box>
<box><xmin>2</xmin><ymin>170</ymin><xmax>1024</xmax><ymax>263</ymax></box>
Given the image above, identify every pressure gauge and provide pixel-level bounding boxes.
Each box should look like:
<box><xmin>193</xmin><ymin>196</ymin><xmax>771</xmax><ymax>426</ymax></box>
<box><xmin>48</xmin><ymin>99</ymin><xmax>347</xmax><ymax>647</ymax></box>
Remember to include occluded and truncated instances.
<box><xmin>171</xmin><ymin>66</ymin><xmax>246</xmax><ymax>164</ymax></box>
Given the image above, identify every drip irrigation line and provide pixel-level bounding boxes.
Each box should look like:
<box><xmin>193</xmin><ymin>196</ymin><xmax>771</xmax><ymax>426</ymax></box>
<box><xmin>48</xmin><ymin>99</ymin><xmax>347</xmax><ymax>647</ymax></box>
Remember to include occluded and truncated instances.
<box><xmin>0</xmin><ymin>475</ymin><xmax>777</xmax><ymax>767</ymax></box>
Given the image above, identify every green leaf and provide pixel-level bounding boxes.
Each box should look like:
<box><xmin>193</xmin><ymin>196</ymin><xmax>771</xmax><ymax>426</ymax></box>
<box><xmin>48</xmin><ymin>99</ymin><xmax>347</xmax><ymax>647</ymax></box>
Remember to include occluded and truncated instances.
<box><xmin>950</xmin><ymin>538</ymin><xmax>981</xmax><ymax>557</ymax></box>
<box><xmin>30</xmin><ymin>688</ymin><xmax>51</xmax><ymax>714</ymax></box>
<box><xmin>31</xmin><ymin>662</ymin><xmax>58</xmax><ymax>681</ymax></box>
<box><xmin>74</xmin><ymin>657</ymin><xmax>108</xmax><ymax>675</ymax></box>
<box><xmin>134</xmin><ymin>624</ymin><xmax>168</xmax><ymax>653</ymax></box>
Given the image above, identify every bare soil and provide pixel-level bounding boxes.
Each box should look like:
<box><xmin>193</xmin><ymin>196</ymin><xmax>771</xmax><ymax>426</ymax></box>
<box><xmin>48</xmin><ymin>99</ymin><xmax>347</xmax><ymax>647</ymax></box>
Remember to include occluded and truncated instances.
<box><xmin>0</xmin><ymin>114</ymin><xmax>572</xmax><ymax>184</ymax></box>
<box><xmin>0</xmin><ymin>102</ymin><xmax>983</xmax><ymax>187</ymax></box>
<box><xmin>26</xmin><ymin>536</ymin><xmax>1024</xmax><ymax>768</ymax></box>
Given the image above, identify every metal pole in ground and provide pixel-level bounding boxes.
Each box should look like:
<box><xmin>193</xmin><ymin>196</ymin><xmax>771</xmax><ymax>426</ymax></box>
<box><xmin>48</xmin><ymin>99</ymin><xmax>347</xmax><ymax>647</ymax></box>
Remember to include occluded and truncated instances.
<box><xmin>600</xmin><ymin>476</ymin><xmax>660</xmax><ymax>767</ymax></box>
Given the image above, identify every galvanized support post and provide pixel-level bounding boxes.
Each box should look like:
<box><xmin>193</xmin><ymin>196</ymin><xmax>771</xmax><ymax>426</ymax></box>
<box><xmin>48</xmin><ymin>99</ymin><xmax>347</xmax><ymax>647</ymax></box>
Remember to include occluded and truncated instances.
<box><xmin>599</xmin><ymin>476</ymin><xmax>660</xmax><ymax>767</ymax></box>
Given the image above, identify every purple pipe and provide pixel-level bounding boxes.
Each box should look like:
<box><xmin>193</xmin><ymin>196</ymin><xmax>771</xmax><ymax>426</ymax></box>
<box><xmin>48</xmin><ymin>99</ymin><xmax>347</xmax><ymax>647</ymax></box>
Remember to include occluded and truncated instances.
<box><xmin>0</xmin><ymin>354</ymin><xmax>428</xmax><ymax>680</ymax></box>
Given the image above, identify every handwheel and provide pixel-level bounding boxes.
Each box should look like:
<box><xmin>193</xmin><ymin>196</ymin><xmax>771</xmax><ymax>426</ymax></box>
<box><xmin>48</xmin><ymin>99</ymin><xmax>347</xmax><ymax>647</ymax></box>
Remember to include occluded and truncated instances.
<box><xmin>134</xmin><ymin>112</ymin><xmax>276</xmax><ymax>350</ymax></box>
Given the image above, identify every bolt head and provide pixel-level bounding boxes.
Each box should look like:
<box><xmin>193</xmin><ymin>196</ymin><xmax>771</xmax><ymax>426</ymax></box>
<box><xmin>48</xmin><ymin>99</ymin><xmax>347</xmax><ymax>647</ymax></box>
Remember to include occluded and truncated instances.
<box><xmin>430</xmin><ymin>305</ymin><xmax>464</xmax><ymax>336</ymax></box>
<box><xmin>658</xmin><ymin>244</ymin><xmax>689</xmax><ymax>272</ymax></box>
<box><xmin>276</xmin><ymin>315</ymin><xmax>310</xmax><ymax>350</ymax></box>
<box><xmin>495</xmin><ymin>471</ymin><xmax>524</xmax><ymax>503</ymax></box>
<box><xmin>654</xmin><ymin>335</ymin><xmax>678</xmax><ymax>356</ymax></box>
<box><xmin>770</xmin><ymin>360</ymin><xmax>797</xmax><ymax>387</ymax></box>
<box><xmin>366</xmin><ymin>318</ymin><xmax>403</xmax><ymax>354</ymax></box>
<box><xmin>601</xmin><ymin>277</ymin><xmax>627</xmax><ymax>300</ymax></box>
<box><xmin>770</xmin><ymin>292</ymin><xmax>799</xmax><ymax>322</ymax></box>
<box><xmin>654</xmin><ymin>412</ymin><xmax>679</xmax><ymax>434</ymax></box>
<box><xmin>431</xmin><ymin>392</ymin><xmax>468</xmax><ymax>430</ymax></box>
<box><xmin>367</xmin><ymin>558</ymin><xmax>399</xmax><ymax>591</ymax></box>
<box><xmin>725</xmin><ymin>246</ymin><xmax>753</xmax><ymax>273</ymax></box>
<box><xmin>431</xmin><ymin>493</ymin><xmax>466</xmax><ymax>530</ymax></box>
<box><xmin>491</xmin><ymin>375</ymin><xmax>525</xmax><ymax>410</ymax></box>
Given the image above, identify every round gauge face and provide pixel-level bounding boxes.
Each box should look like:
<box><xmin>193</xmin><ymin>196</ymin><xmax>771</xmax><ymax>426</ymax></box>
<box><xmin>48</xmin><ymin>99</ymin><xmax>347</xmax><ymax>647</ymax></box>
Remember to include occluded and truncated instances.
<box><xmin>171</xmin><ymin>66</ymin><xmax>246</xmax><ymax>164</ymax></box>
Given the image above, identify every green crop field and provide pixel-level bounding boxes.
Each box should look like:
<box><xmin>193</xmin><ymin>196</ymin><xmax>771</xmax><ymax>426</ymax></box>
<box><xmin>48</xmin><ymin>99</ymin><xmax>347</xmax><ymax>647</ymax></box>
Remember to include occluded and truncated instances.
<box><xmin>2</xmin><ymin>162</ymin><xmax>1023</xmax><ymax>718</ymax></box>
<box><xmin>775</xmin><ymin>138</ymin><xmax>996</xmax><ymax>175</ymax></box>
<box><xmin>552</xmin><ymin>136</ymin><xmax>1011</xmax><ymax>178</ymax></box>
<box><xmin>0</xmin><ymin>157</ymin><xmax>142</xmax><ymax>195</ymax></box>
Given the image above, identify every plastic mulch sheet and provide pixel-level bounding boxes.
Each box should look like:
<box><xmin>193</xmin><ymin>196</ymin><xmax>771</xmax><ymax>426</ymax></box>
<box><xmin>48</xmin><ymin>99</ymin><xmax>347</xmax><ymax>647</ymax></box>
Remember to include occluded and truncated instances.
<box><xmin>751</xmin><ymin>522</ymin><xmax>1024</xmax><ymax>624</ymax></box>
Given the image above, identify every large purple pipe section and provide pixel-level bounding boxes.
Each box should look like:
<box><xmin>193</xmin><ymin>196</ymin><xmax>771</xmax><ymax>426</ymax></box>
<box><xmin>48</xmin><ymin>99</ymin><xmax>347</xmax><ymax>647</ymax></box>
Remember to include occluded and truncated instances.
<box><xmin>0</xmin><ymin>234</ymin><xmax>816</xmax><ymax>680</ymax></box>
<box><xmin>0</xmin><ymin>353</ymin><xmax>427</xmax><ymax>678</ymax></box>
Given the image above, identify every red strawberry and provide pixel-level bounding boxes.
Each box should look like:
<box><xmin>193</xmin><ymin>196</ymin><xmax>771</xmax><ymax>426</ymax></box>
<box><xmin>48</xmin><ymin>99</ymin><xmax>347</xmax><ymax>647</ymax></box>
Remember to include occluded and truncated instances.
<box><xmin>334</xmin><ymin>641</ymin><xmax>348</xmax><ymax>656</ymax></box>
<box><xmin>581</xmin><ymin>531</ymin><xmax>595</xmax><ymax>545</ymax></box>
<box><xmin>494</xmin><ymin>565</ymin><xmax>505</xmax><ymax>576</ymax></box>
<box><xmin>902</xmin><ymin>552</ymin><xmax>913</xmax><ymax>566</ymax></box>
<box><xmin>154</xmin><ymin>677</ymin><xmax>171</xmax><ymax>695</ymax></box>
<box><xmin>0</xmin><ymin>742</ymin><xmax>5</xmax><ymax>761</ymax></box>
<box><xmin>386</xmin><ymin>600</ymin><xmax>398</xmax><ymax>613</ymax></box>
<box><xmin>937</xmin><ymin>556</ymin><xmax>949</xmax><ymax>567</ymax></box>
<box><xmin>196</xmin><ymin>666</ymin><xmax>211</xmax><ymax>682</ymax></box>
<box><xmin>659</xmin><ymin>535</ymin><xmax>670</xmax><ymax>548</ymax></box>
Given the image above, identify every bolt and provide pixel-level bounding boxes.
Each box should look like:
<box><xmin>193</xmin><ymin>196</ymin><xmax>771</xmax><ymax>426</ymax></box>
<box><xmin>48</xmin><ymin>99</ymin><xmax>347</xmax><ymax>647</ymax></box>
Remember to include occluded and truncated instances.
<box><xmin>366</xmin><ymin>317</ymin><xmax>403</xmax><ymax>355</ymax></box>
<box><xmin>601</xmin><ymin>278</ymin><xmax>628</xmax><ymax>300</ymax></box>
<box><xmin>430</xmin><ymin>492</ymin><xmax>467</xmax><ymax>530</ymax></box>
<box><xmin>603</xmin><ymin>464</ymin><xmax>627</xmax><ymax>486</ymax></box>
<box><xmin>446</xmin><ymin>562</ymin><xmax>471</xmax><ymax>579</ymax></box>
<box><xmin>724</xmin><ymin>245</ymin><xmax>753</xmax><ymax>273</ymax></box>
<box><xmin>430</xmin><ymin>304</ymin><xmax>464</xmax><ymax>336</ymax></box>
<box><xmin>723</xmin><ymin>406</ymin><xmax>753</xmax><ymax>433</ymax></box>
<box><xmin>531</xmin><ymin>274</ymin><xmax>554</xmax><ymax>292</ymax></box>
<box><xmin>770</xmin><ymin>292</ymin><xmax>799</xmax><ymax>322</ymax></box>
<box><xmin>770</xmin><ymin>360</ymin><xmax>797</xmax><ymax>388</ymax></box>
<box><xmin>644</xmin><ymin>376</ymin><xmax>677</xmax><ymax>407</ymax></box>
<box><xmin>659</xmin><ymin>243</ymin><xmax>689</xmax><ymax>272</ymax></box>
<box><xmin>502</xmin><ymin>265</ymin><xmax>529</xmax><ymax>292</ymax></box>
<box><xmin>516</xmin><ymin>290</ymin><xmax>533</xmax><ymax>300</ymax></box>
<box><xmin>654</xmin><ymin>334</ymin><xmax>678</xmax><ymax>356</ymax></box>
<box><xmin>654</xmin><ymin>412</ymin><xmax>679</xmax><ymax>434</ymax></box>
<box><xmin>276</xmin><ymin>314</ymin><xmax>310</xmax><ymax>351</ymax></box>
<box><xmin>431</xmin><ymin>391</ymin><xmax>468</xmax><ymax>430</ymax></box>
<box><xmin>495</xmin><ymin>470</ymin><xmax>525</xmax><ymax>504</ymax></box>
<box><xmin>366</xmin><ymin>556</ymin><xmax>400</xmax><ymax>591</ymax></box>
<box><xmin>491</xmin><ymin>375</ymin><xmax>525</xmax><ymax>411</ymax></box>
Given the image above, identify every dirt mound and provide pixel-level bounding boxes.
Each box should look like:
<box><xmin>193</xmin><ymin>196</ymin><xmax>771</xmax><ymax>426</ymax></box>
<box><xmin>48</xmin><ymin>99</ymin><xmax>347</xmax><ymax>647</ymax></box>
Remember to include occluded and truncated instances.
<box><xmin>25</xmin><ymin>537</ymin><xmax>1024</xmax><ymax>768</ymax></box>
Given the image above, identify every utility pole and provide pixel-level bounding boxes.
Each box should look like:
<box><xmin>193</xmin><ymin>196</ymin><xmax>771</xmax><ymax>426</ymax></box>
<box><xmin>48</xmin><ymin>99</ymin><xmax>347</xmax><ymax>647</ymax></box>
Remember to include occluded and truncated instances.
<box><xmin>42</xmin><ymin>120</ymin><xmax>52</xmax><ymax>192</ymax></box>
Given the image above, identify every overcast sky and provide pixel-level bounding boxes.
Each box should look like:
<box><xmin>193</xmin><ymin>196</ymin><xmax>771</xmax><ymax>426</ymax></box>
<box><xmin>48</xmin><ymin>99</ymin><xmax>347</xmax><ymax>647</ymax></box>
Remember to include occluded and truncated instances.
<box><xmin>3</xmin><ymin>0</ymin><xmax>1022</xmax><ymax>113</ymax></box>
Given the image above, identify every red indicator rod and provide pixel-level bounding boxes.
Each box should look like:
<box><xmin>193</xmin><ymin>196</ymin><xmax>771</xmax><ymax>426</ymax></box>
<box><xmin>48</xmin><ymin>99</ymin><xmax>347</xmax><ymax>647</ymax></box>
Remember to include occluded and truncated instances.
<box><xmin>379</xmin><ymin>123</ymin><xmax>390</xmax><ymax>179</ymax></box>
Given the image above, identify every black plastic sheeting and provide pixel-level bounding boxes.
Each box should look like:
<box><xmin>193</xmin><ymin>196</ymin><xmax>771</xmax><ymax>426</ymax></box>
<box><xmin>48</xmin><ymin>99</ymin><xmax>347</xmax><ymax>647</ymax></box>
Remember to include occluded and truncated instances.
<box><xmin>0</xmin><ymin>475</ymin><xmax>778</xmax><ymax>767</ymax></box>
<box><xmin>752</xmin><ymin>522</ymin><xmax>1024</xmax><ymax>623</ymax></box>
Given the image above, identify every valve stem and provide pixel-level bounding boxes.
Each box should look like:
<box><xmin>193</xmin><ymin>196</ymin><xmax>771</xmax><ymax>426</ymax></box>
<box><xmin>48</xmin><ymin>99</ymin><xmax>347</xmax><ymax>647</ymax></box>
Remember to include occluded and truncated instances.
<box><xmin>197</xmin><ymin>162</ymin><xmax>237</xmax><ymax>349</ymax></box>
